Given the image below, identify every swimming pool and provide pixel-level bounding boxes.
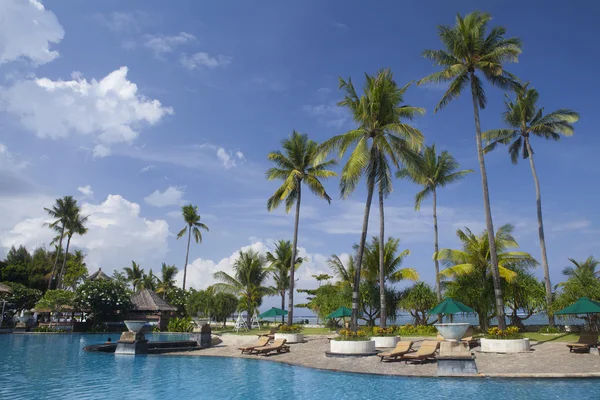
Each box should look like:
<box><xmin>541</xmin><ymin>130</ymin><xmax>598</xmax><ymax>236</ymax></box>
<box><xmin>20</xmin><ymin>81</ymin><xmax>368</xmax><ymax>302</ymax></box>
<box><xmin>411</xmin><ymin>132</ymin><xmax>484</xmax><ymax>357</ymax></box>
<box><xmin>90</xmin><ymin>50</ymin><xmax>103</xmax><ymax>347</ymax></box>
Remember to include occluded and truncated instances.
<box><xmin>1</xmin><ymin>334</ymin><xmax>599</xmax><ymax>399</ymax></box>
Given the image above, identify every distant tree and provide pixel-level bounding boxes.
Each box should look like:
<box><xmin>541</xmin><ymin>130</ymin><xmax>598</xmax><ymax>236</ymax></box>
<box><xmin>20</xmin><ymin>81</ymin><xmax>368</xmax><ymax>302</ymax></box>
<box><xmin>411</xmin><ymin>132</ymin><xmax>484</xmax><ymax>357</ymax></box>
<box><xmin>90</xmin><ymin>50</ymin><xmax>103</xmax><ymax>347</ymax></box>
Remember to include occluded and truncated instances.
<box><xmin>35</xmin><ymin>290</ymin><xmax>75</xmax><ymax>327</ymax></box>
<box><xmin>312</xmin><ymin>274</ymin><xmax>333</xmax><ymax>287</ymax></box>
<box><xmin>1</xmin><ymin>282</ymin><xmax>42</xmax><ymax>311</ymax></box>
<box><xmin>504</xmin><ymin>269</ymin><xmax>546</xmax><ymax>330</ymax></box>
<box><xmin>156</xmin><ymin>263</ymin><xmax>178</xmax><ymax>300</ymax></box>
<box><xmin>75</xmin><ymin>279</ymin><xmax>132</xmax><ymax>328</ymax></box>
<box><xmin>123</xmin><ymin>261</ymin><xmax>143</xmax><ymax>292</ymax></box>
<box><xmin>213</xmin><ymin>292</ymin><xmax>238</xmax><ymax>328</ymax></box>
<box><xmin>56</xmin><ymin>211</ymin><xmax>88</xmax><ymax>289</ymax></box>
<box><xmin>266</xmin><ymin>240</ymin><xmax>303</xmax><ymax>322</ymax></box>
<box><xmin>177</xmin><ymin>204</ymin><xmax>209</xmax><ymax>290</ymax></box>
<box><xmin>398</xmin><ymin>282</ymin><xmax>438</xmax><ymax>326</ymax></box>
<box><xmin>554</xmin><ymin>257</ymin><xmax>600</xmax><ymax>329</ymax></box>
<box><xmin>62</xmin><ymin>251</ymin><xmax>88</xmax><ymax>291</ymax></box>
<box><xmin>138</xmin><ymin>269</ymin><xmax>158</xmax><ymax>291</ymax></box>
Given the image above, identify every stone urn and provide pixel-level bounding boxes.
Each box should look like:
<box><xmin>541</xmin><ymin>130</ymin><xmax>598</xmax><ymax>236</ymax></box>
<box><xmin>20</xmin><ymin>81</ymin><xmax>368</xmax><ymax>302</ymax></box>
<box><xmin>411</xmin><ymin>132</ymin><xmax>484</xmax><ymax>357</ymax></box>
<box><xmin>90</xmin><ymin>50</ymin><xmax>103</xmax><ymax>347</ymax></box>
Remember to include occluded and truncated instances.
<box><xmin>117</xmin><ymin>320</ymin><xmax>149</xmax><ymax>355</ymax></box>
<box><xmin>124</xmin><ymin>320</ymin><xmax>147</xmax><ymax>333</ymax></box>
<box><xmin>434</xmin><ymin>323</ymin><xmax>470</xmax><ymax>341</ymax></box>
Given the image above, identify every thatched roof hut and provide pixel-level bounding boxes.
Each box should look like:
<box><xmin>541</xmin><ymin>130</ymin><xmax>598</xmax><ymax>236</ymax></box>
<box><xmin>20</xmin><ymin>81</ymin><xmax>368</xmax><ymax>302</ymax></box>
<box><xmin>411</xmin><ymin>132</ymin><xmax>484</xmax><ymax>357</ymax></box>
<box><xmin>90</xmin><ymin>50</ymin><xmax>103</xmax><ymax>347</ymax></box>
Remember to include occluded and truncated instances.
<box><xmin>87</xmin><ymin>268</ymin><xmax>112</xmax><ymax>281</ymax></box>
<box><xmin>131</xmin><ymin>289</ymin><xmax>176</xmax><ymax>312</ymax></box>
<box><xmin>0</xmin><ymin>282</ymin><xmax>13</xmax><ymax>294</ymax></box>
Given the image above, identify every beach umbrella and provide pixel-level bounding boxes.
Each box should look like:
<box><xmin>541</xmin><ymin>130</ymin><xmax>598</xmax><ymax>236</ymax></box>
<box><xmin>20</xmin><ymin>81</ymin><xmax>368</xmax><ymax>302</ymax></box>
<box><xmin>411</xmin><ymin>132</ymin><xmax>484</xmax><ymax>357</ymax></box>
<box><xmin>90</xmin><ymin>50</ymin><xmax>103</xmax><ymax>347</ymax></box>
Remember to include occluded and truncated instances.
<box><xmin>429</xmin><ymin>298</ymin><xmax>475</xmax><ymax>315</ymax></box>
<box><xmin>325</xmin><ymin>306</ymin><xmax>353</xmax><ymax>319</ymax></box>
<box><xmin>555</xmin><ymin>297</ymin><xmax>600</xmax><ymax>315</ymax></box>
<box><xmin>258</xmin><ymin>307</ymin><xmax>288</xmax><ymax>323</ymax></box>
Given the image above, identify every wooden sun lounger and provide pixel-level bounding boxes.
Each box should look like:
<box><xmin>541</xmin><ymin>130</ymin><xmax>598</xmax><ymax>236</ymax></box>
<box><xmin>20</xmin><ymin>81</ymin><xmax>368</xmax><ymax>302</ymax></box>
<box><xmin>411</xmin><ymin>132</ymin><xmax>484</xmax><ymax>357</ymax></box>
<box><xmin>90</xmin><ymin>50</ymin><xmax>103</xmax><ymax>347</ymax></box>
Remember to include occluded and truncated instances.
<box><xmin>377</xmin><ymin>341</ymin><xmax>413</xmax><ymax>362</ymax></box>
<box><xmin>400</xmin><ymin>341</ymin><xmax>440</xmax><ymax>364</ymax></box>
<box><xmin>250</xmin><ymin>338</ymin><xmax>290</xmax><ymax>355</ymax></box>
<box><xmin>257</xmin><ymin>328</ymin><xmax>278</xmax><ymax>340</ymax></box>
<box><xmin>567</xmin><ymin>331</ymin><xmax>599</xmax><ymax>353</ymax></box>
<box><xmin>238</xmin><ymin>336</ymin><xmax>270</xmax><ymax>354</ymax></box>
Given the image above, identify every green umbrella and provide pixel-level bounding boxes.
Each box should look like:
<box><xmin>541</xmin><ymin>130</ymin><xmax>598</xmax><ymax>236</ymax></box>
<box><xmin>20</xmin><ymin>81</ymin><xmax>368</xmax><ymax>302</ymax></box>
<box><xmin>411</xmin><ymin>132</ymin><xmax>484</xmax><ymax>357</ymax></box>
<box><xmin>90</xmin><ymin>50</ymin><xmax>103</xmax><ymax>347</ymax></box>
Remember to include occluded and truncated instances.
<box><xmin>258</xmin><ymin>307</ymin><xmax>288</xmax><ymax>318</ymax></box>
<box><xmin>325</xmin><ymin>306</ymin><xmax>353</xmax><ymax>319</ymax></box>
<box><xmin>429</xmin><ymin>298</ymin><xmax>475</xmax><ymax>315</ymax></box>
<box><xmin>555</xmin><ymin>297</ymin><xmax>600</xmax><ymax>315</ymax></box>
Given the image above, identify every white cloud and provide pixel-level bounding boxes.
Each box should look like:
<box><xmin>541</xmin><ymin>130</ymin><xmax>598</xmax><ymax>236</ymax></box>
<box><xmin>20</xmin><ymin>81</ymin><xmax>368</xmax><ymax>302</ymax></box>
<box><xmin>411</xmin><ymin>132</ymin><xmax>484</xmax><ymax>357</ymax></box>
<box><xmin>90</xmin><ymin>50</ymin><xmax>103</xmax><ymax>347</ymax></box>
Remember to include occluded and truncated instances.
<box><xmin>77</xmin><ymin>185</ymin><xmax>94</xmax><ymax>199</ymax></box>
<box><xmin>94</xmin><ymin>11</ymin><xmax>149</xmax><ymax>49</ymax></box>
<box><xmin>144</xmin><ymin>186</ymin><xmax>185</xmax><ymax>207</ymax></box>
<box><xmin>0</xmin><ymin>0</ymin><xmax>64</xmax><ymax>65</ymax></box>
<box><xmin>0</xmin><ymin>67</ymin><xmax>173</xmax><ymax>157</ymax></box>
<box><xmin>235</xmin><ymin>151</ymin><xmax>244</xmax><ymax>160</ymax></box>
<box><xmin>0</xmin><ymin>143</ymin><xmax>29</xmax><ymax>171</ymax></box>
<box><xmin>0</xmin><ymin>194</ymin><xmax>169</xmax><ymax>273</ymax></box>
<box><xmin>551</xmin><ymin>219</ymin><xmax>592</xmax><ymax>232</ymax></box>
<box><xmin>140</xmin><ymin>165</ymin><xmax>155</xmax><ymax>173</ymax></box>
<box><xmin>216</xmin><ymin>148</ymin><xmax>235</xmax><ymax>168</ymax></box>
<box><xmin>194</xmin><ymin>144</ymin><xmax>242</xmax><ymax>169</ymax></box>
<box><xmin>144</xmin><ymin>32</ymin><xmax>195</xmax><ymax>55</ymax></box>
<box><xmin>180</xmin><ymin>52</ymin><xmax>232</xmax><ymax>70</ymax></box>
<box><xmin>303</xmin><ymin>103</ymin><xmax>350</xmax><ymax>128</ymax></box>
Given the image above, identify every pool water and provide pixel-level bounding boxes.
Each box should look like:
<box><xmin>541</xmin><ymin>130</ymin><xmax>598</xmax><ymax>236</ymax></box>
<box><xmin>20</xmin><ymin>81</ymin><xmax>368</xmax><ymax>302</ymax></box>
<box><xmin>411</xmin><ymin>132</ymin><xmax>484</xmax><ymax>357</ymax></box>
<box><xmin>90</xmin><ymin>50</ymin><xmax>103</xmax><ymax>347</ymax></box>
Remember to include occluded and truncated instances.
<box><xmin>1</xmin><ymin>334</ymin><xmax>599</xmax><ymax>399</ymax></box>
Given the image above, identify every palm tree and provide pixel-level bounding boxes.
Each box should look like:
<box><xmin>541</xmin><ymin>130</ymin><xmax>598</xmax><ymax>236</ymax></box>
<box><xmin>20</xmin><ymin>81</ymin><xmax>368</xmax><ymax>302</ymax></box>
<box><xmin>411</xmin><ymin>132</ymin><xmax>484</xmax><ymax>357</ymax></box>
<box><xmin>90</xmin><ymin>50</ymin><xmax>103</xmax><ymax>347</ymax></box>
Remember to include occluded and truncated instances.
<box><xmin>319</xmin><ymin>69</ymin><xmax>424</xmax><ymax>328</ymax></box>
<box><xmin>177</xmin><ymin>204</ymin><xmax>209</xmax><ymax>290</ymax></box>
<box><xmin>156</xmin><ymin>263</ymin><xmax>178</xmax><ymax>299</ymax></box>
<box><xmin>265</xmin><ymin>240</ymin><xmax>304</xmax><ymax>323</ymax></box>
<box><xmin>57</xmin><ymin>212</ymin><xmax>88</xmax><ymax>289</ymax></box>
<box><xmin>139</xmin><ymin>269</ymin><xmax>157</xmax><ymax>291</ymax></box>
<box><xmin>213</xmin><ymin>250</ymin><xmax>275</xmax><ymax>328</ymax></box>
<box><xmin>484</xmin><ymin>83</ymin><xmax>579</xmax><ymax>326</ymax></box>
<box><xmin>360</xmin><ymin>237</ymin><xmax>419</xmax><ymax>285</ymax></box>
<box><xmin>124</xmin><ymin>261</ymin><xmax>144</xmax><ymax>292</ymax></box>
<box><xmin>327</xmin><ymin>254</ymin><xmax>356</xmax><ymax>289</ymax></box>
<box><xmin>267</xmin><ymin>131</ymin><xmax>337</xmax><ymax>324</ymax></box>
<box><xmin>437</xmin><ymin>224</ymin><xmax>537</xmax><ymax>328</ymax></box>
<box><xmin>562</xmin><ymin>257</ymin><xmax>600</xmax><ymax>288</ymax></box>
<box><xmin>44</xmin><ymin>196</ymin><xmax>80</xmax><ymax>289</ymax></box>
<box><xmin>397</xmin><ymin>144</ymin><xmax>472</xmax><ymax>319</ymax></box>
<box><xmin>418</xmin><ymin>12</ymin><xmax>522</xmax><ymax>329</ymax></box>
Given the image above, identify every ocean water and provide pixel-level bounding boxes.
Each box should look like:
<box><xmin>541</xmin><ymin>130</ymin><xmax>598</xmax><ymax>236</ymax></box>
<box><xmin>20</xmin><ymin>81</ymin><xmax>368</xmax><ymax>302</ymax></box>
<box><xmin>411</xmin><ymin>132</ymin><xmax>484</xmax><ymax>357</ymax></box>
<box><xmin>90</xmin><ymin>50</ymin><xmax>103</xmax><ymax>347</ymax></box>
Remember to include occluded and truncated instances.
<box><xmin>1</xmin><ymin>334</ymin><xmax>599</xmax><ymax>399</ymax></box>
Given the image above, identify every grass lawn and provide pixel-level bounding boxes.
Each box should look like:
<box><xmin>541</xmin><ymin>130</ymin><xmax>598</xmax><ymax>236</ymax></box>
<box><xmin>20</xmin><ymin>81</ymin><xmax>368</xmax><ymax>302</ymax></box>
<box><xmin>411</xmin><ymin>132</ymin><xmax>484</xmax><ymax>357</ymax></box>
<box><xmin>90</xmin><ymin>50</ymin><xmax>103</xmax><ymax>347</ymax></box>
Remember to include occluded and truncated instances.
<box><xmin>213</xmin><ymin>327</ymin><xmax>333</xmax><ymax>336</ymax></box>
<box><xmin>523</xmin><ymin>332</ymin><xmax>580</xmax><ymax>343</ymax></box>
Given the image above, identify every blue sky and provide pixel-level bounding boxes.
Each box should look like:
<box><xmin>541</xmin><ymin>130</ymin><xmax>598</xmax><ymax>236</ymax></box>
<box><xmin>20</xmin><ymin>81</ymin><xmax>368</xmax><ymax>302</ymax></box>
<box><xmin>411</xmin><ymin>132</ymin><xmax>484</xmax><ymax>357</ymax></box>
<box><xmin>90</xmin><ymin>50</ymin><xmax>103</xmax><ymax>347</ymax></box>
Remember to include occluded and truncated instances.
<box><xmin>0</xmin><ymin>0</ymin><xmax>598</xmax><ymax>310</ymax></box>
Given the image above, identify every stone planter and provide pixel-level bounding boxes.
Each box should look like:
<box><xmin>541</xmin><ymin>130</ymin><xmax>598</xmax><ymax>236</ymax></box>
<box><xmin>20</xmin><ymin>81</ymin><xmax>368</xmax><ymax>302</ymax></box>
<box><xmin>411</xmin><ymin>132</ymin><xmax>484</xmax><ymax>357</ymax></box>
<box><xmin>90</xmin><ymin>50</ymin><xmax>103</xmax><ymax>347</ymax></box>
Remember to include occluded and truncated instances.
<box><xmin>480</xmin><ymin>338</ymin><xmax>530</xmax><ymax>353</ymax></box>
<box><xmin>370</xmin><ymin>336</ymin><xmax>399</xmax><ymax>348</ymax></box>
<box><xmin>329</xmin><ymin>340</ymin><xmax>376</xmax><ymax>355</ymax></box>
<box><xmin>274</xmin><ymin>333</ymin><xmax>304</xmax><ymax>344</ymax></box>
<box><xmin>124</xmin><ymin>320</ymin><xmax>147</xmax><ymax>333</ymax></box>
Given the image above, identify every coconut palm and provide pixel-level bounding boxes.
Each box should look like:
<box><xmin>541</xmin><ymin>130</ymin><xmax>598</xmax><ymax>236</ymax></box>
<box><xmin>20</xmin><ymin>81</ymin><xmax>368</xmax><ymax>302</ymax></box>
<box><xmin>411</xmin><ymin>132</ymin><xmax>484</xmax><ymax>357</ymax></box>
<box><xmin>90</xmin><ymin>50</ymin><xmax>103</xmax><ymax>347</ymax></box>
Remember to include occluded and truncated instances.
<box><xmin>213</xmin><ymin>250</ymin><xmax>276</xmax><ymax>328</ymax></box>
<box><xmin>265</xmin><ymin>240</ymin><xmax>304</xmax><ymax>323</ymax></box>
<box><xmin>319</xmin><ymin>69</ymin><xmax>424</xmax><ymax>328</ymax></box>
<box><xmin>157</xmin><ymin>263</ymin><xmax>178</xmax><ymax>299</ymax></box>
<box><xmin>124</xmin><ymin>261</ymin><xmax>144</xmax><ymax>292</ymax></box>
<box><xmin>360</xmin><ymin>237</ymin><xmax>419</xmax><ymax>285</ymax></box>
<box><xmin>177</xmin><ymin>204</ymin><xmax>209</xmax><ymax>290</ymax></box>
<box><xmin>437</xmin><ymin>224</ymin><xmax>537</xmax><ymax>329</ymax></box>
<box><xmin>484</xmin><ymin>83</ymin><xmax>579</xmax><ymax>326</ymax></box>
<box><xmin>418</xmin><ymin>12</ymin><xmax>522</xmax><ymax>328</ymax></box>
<box><xmin>397</xmin><ymin>144</ymin><xmax>472</xmax><ymax>318</ymax></box>
<box><xmin>327</xmin><ymin>254</ymin><xmax>356</xmax><ymax>289</ymax></box>
<box><xmin>57</xmin><ymin>212</ymin><xmax>88</xmax><ymax>289</ymax></box>
<box><xmin>44</xmin><ymin>196</ymin><xmax>80</xmax><ymax>289</ymax></box>
<box><xmin>267</xmin><ymin>131</ymin><xmax>336</xmax><ymax>324</ymax></box>
<box><xmin>562</xmin><ymin>257</ymin><xmax>600</xmax><ymax>284</ymax></box>
<box><xmin>139</xmin><ymin>269</ymin><xmax>157</xmax><ymax>291</ymax></box>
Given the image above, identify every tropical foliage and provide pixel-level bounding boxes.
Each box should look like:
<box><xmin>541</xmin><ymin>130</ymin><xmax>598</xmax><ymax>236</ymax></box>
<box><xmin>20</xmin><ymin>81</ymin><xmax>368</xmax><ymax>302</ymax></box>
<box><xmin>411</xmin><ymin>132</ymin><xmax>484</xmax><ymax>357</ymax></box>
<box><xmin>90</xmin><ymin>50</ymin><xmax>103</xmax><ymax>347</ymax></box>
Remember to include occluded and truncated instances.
<box><xmin>177</xmin><ymin>204</ymin><xmax>209</xmax><ymax>290</ymax></box>
<box><xmin>267</xmin><ymin>131</ymin><xmax>336</xmax><ymax>324</ymax></box>
<box><xmin>75</xmin><ymin>279</ymin><xmax>132</xmax><ymax>328</ymax></box>
<box><xmin>397</xmin><ymin>282</ymin><xmax>438</xmax><ymax>326</ymax></box>
<box><xmin>167</xmin><ymin>317</ymin><xmax>194</xmax><ymax>333</ymax></box>
<box><xmin>266</xmin><ymin>240</ymin><xmax>303</xmax><ymax>322</ymax></box>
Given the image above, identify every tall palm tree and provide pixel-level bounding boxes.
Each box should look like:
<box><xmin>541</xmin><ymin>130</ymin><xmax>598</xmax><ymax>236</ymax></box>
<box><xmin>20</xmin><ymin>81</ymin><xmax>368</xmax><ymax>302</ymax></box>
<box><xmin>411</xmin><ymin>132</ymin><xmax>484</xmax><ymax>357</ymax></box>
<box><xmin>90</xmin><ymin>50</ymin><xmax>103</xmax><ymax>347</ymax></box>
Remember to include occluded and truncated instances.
<box><xmin>418</xmin><ymin>12</ymin><xmax>522</xmax><ymax>329</ymax></box>
<box><xmin>327</xmin><ymin>254</ymin><xmax>356</xmax><ymax>289</ymax></box>
<box><xmin>157</xmin><ymin>263</ymin><xmax>178</xmax><ymax>299</ymax></box>
<box><xmin>360</xmin><ymin>237</ymin><xmax>419</xmax><ymax>285</ymax></box>
<box><xmin>44</xmin><ymin>196</ymin><xmax>80</xmax><ymax>289</ymax></box>
<box><xmin>138</xmin><ymin>269</ymin><xmax>157</xmax><ymax>291</ymax></box>
<box><xmin>562</xmin><ymin>257</ymin><xmax>600</xmax><ymax>286</ymax></box>
<box><xmin>397</xmin><ymin>144</ymin><xmax>472</xmax><ymax>319</ymax></box>
<box><xmin>265</xmin><ymin>240</ymin><xmax>304</xmax><ymax>323</ymax></box>
<box><xmin>57</xmin><ymin>212</ymin><xmax>88</xmax><ymax>289</ymax></box>
<box><xmin>177</xmin><ymin>204</ymin><xmax>209</xmax><ymax>290</ymax></box>
<box><xmin>319</xmin><ymin>69</ymin><xmax>424</xmax><ymax>328</ymax></box>
<box><xmin>124</xmin><ymin>261</ymin><xmax>144</xmax><ymax>292</ymax></box>
<box><xmin>437</xmin><ymin>224</ymin><xmax>537</xmax><ymax>328</ymax></box>
<box><xmin>267</xmin><ymin>131</ymin><xmax>337</xmax><ymax>324</ymax></box>
<box><xmin>484</xmin><ymin>83</ymin><xmax>579</xmax><ymax>326</ymax></box>
<box><xmin>213</xmin><ymin>250</ymin><xmax>276</xmax><ymax>328</ymax></box>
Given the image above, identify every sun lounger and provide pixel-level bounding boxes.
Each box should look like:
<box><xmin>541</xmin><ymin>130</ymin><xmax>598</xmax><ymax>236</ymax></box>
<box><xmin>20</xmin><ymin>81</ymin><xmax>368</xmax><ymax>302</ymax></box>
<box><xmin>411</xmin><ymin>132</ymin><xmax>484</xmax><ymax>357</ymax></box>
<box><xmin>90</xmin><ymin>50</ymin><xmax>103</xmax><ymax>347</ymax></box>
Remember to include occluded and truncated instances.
<box><xmin>250</xmin><ymin>338</ymin><xmax>290</xmax><ymax>355</ymax></box>
<box><xmin>257</xmin><ymin>328</ymin><xmax>278</xmax><ymax>340</ymax></box>
<box><xmin>238</xmin><ymin>336</ymin><xmax>270</xmax><ymax>354</ymax></box>
<box><xmin>567</xmin><ymin>331</ymin><xmax>599</xmax><ymax>353</ymax></box>
<box><xmin>377</xmin><ymin>341</ymin><xmax>413</xmax><ymax>361</ymax></box>
<box><xmin>400</xmin><ymin>341</ymin><xmax>439</xmax><ymax>364</ymax></box>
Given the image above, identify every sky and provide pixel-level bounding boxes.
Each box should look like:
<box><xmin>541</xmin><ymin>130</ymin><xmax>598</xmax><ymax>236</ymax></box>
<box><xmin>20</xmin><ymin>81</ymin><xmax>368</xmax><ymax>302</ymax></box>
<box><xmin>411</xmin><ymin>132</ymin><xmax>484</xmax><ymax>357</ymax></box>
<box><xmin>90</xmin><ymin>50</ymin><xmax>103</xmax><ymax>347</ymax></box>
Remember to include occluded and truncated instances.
<box><xmin>0</xmin><ymin>0</ymin><xmax>598</xmax><ymax>312</ymax></box>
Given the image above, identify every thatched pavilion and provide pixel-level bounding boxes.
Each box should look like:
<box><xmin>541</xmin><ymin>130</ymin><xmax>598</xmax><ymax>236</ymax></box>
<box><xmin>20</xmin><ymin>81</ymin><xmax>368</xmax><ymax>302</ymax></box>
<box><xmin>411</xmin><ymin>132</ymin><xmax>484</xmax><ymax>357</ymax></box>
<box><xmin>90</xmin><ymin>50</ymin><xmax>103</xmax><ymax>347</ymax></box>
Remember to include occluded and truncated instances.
<box><xmin>87</xmin><ymin>268</ymin><xmax>112</xmax><ymax>281</ymax></box>
<box><xmin>129</xmin><ymin>289</ymin><xmax>177</xmax><ymax>331</ymax></box>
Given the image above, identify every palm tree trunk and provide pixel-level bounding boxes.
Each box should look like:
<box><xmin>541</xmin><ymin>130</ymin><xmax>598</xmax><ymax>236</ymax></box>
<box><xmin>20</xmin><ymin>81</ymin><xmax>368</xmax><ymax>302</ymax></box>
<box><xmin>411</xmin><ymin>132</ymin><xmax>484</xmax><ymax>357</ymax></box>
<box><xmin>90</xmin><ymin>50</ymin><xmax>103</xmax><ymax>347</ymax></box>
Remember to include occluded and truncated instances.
<box><xmin>378</xmin><ymin>185</ymin><xmax>386</xmax><ymax>329</ymax></box>
<box><xmin>183</xmin><ymin>225</ymin><xmax>191</xmax><ymax>290</ymax></box>
<box><xmin>470</xmin><ymin>74</ymin><xmax>506</xmax><ymax>330</ymax></box>
<box><xmin>281</xmin><ymin>290</ymin><xmax>285</xmax><ymax>324</ymax></box>
<box><xmin>432</xmin><ymin>188</ymin><xmax>442</xmax><ymax>324</ymax></box>
<box><xmin>352</xmin><ymin>173</ymin><xmax>375</xmax><ymax>330</ymax></box>
<box><xmin>247</xmin><ymin>299</ymin><xmax>252</xmax><ymax>329</ymax></box>
<box><xmin>57</xmin><ymin>235</ymin><xmax>72</xmax><ymax>289</ymax></box>
<box><xmin>48</xmin><ymin>224</ymin><xmax>65</xmax><ymax>290</ymax></box>
<box><xmin>524</xmin><ymin>136</ymin><xmax>554</xmax><ymax>327</ymax></box>
<box><xmin>288</xmin><ymin>180</ymin><xmax>301</xmax><ymax>326</ymax></box>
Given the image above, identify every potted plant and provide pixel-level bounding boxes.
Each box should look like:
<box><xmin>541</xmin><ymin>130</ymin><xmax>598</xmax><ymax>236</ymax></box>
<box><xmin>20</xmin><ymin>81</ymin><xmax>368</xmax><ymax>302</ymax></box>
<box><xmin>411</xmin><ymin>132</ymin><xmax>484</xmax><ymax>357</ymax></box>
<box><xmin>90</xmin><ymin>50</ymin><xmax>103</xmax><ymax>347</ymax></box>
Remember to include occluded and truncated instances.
<box><xmin>370</xmin><ymin>326</ymin><xmax>400</xmax><ymax>348</ymax></box>
<box><xmin>274</xmin><ymin>324</ymin><xmax>304</xmax><ymax>343</ymax></box>
<box><xmin>329</xmin><ymin>328</ymin><xmax>376</xmax><ymax>355</ymax></box>
<box><xmin>480</xmin><ymin>326</ymin><xmax>530</xmax><ymax>353</ymax></box>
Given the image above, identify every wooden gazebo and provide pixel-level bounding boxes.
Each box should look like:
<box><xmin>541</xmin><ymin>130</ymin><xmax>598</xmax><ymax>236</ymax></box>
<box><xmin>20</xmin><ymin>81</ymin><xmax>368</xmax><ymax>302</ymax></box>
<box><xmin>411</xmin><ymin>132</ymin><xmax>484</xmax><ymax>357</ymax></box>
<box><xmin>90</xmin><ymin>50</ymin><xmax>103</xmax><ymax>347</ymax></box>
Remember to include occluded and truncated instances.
<box><xmin>129</xmin><ymin>289</ymin><xmax>177</xmax><ymax>331</ymax></box>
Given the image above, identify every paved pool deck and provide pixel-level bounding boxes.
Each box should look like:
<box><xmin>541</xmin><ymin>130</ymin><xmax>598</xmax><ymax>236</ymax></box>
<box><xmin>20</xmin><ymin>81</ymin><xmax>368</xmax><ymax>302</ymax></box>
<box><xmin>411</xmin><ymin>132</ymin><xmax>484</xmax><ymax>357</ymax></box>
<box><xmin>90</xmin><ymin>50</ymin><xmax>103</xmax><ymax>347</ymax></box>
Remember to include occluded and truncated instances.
<box><xmin>173</xmin><ymin>335</ymin><xmax>600</xmax><ymax>378</ymax></box>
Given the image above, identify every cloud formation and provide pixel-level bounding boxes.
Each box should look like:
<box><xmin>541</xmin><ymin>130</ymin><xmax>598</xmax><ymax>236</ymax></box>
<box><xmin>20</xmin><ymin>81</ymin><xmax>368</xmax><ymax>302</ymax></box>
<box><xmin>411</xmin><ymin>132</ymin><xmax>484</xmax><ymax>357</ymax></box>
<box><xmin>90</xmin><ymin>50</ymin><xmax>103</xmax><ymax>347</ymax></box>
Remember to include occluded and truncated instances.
<box><xmin>0</xmin><ymin>0</ymin><xmax>64</xmax><ymax>65</ymax></box>
<box><xmin>144</xmin><ymin>186</ymin><xmax>185</xmax><ymax>207</ymax></box>
<box><xmin>180</xmin><ymin>52</ymin><xmax>232</xmax><ymax>70</ymax></box>
<box><xmin>144</xmin><ymin>32</ymin><xmax>195</xmax><ymax>55</ymax></box>
<box><xmin>77</xmin><ymin>185</ymin><xmax>94</xmax><ymax>199</ymax></box>
<box><xmin>0</xmin><ymin>67</ymin><xmax>173</xmax><ymax>157</ymax></box>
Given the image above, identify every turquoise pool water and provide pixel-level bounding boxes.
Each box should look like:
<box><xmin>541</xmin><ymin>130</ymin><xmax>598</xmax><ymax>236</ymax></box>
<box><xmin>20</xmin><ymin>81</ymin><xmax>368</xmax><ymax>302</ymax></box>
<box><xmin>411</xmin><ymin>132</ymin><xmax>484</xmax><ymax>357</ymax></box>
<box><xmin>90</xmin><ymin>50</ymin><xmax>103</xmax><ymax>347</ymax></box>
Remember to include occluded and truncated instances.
<box><xmin>1</xmin><ymin>334</ymin><xmax>599</xmax><ymax>399</ymax></box>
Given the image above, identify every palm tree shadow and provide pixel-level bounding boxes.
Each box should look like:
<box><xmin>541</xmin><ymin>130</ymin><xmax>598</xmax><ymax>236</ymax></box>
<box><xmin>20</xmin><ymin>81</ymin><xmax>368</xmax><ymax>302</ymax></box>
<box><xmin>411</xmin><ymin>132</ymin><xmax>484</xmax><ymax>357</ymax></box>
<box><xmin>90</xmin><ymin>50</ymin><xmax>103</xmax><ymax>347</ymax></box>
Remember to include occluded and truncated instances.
<box><xmin>530</xmin><ymin>333</ymin><xmax>570</xmax><ymax>348</ymax></box>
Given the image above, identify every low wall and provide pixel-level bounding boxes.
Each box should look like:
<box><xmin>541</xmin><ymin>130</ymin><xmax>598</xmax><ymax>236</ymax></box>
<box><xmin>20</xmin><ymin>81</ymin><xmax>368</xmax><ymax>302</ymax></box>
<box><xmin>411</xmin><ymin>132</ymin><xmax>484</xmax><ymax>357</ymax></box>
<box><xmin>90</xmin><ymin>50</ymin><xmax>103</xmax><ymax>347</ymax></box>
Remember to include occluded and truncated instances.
<box><xmin>330</xmin><ymin>340</ymin><xmax>376</xmax><ymax>354</ymax></box>
<box><xmin>371</xmin><ymin>336</ymin><xmax>399</xmax><ymax>348</ymax></box>
<box><xmin>480</xmin><ymin>338</ymin><xmax>530</xmax><ymax>353</ymax></box>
